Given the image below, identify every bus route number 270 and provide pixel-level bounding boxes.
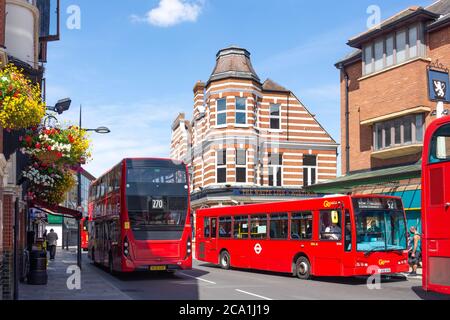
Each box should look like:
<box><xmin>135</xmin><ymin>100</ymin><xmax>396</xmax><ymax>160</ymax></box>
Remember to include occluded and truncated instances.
<box><xmin>152</xmin><ymin>199</ymin><xmax>164</xmax><ymax>210</ymax></box>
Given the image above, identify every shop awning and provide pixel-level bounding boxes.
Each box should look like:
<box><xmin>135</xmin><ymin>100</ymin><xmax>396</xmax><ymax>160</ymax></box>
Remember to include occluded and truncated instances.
<box><xmin>29</xmin><ymin>200</ymin><xmax>82</xmax><ymax>220</ymax></box>
<box><xmin>305</xmin><ymin>162</ymin><xmax>422</xmax><ymax>194</ymax></box>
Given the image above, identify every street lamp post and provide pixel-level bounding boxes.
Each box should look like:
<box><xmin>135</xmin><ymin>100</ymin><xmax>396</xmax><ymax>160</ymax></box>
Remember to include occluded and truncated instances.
<box><xmin>76</xmin><ymin>105</ymin><xmax>110</xmax><ymax>269</ymax></box>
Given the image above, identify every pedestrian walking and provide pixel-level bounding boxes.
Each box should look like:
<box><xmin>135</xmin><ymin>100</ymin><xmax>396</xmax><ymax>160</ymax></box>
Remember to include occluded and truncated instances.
<box><xmin>47</xmin><ymin>229</ymin><xmax>58</xmax><ymax>260</ymax></box>
<box><xmin>42</xmin><ymin>229</ymin><xmax>48</xmax><ymax>252</ymax></box>
<box><xmin>408</xmin><ymin>226</ymin><xmax>421</xmax><ymax>276</ymax></box>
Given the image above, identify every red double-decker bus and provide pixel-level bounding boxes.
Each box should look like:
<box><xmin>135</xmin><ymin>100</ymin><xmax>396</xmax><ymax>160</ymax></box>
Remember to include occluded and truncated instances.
<box><xmin>88</xmin><ymin>158</ymin><xmax>192</xmax><ymax>273</ymax></box>
<box><xmin>422</xmin><ymin>116</ymin><xmax>450</xmax><ymax>295</ymax></box>
<box><xmin>196</xmin><ymin>195</ymin><xmax>409</xmax><ymax>279</ymax></box>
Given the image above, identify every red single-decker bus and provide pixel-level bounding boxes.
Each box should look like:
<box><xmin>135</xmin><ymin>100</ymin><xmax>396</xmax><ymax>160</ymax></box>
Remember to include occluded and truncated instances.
<box><xmin>196</xmin><ymin>195</ymin><xmax>409</xmax><ymax>279</ymax></box>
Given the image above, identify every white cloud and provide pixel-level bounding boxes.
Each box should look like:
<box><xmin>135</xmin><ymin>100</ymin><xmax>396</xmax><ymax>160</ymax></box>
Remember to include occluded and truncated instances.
<box><xmin>132</xmin><ymin>0</ymin><xmax>203</xmax><ymax>27</ymax></box>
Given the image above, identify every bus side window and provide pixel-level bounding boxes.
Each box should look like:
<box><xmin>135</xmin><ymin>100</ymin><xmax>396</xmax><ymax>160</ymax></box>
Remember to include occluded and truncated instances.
<box><xmin>291</xmin><ymin>212</ymin><xmax>313</xmax><ymax>240</ymax></box>
<box><xmin>204</xmin><ymin>218</ymin><xmax>210</xmax><ymax>238</ymax></box>
<box><xmin>270</xmin><ymin>213</ymin><xmax>288</xmax><ymax>239</ymax></box>
<box><xmin>233</xmin><ymin>216</ymin><xmax>249</xmax><ymax>239</ymax></box>
<box><xmin>211</xmin><ymin>218</ymin><xmax>217</xmax><ymax>238</ymax></box>
<box><xmin>219</xmin><ymin>217</ymin><xmax>232</xmax><ymax>238</ymax></box>
<box><xmin>319</xmin><ymin>210</ymin><xmax>342</xmax><ymax>241</ymax></box>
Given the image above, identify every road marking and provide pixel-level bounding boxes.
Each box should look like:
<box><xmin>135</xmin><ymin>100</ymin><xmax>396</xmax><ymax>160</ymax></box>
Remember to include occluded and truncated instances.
<box><xmin>235</xmin><ymin>289</ymin><xmax>273</xmax><ymax>300</ymax></box>
<box><xmin>180</xmin><ymin>273</ymin><xmax>217</xmax><ymax>285</ymax></box>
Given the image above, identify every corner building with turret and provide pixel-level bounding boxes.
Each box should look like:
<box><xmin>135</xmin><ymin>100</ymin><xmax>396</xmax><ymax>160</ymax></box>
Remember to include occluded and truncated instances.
<box><xmin>171</xmin><ymin>46</ymin><xmax>338</xmax><ymax>210</ymax></box>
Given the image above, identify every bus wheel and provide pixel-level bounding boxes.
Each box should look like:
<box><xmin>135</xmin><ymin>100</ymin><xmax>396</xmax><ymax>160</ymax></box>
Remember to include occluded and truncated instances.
<box><xmin>295</xmin><ymin>256</ymin><xmax>311</xmax><ymax>280</ymax></box>
<box><xmin>219</xmin><ymin>251</ymin><xmax>231</xmax><ymax>270</ymax></box>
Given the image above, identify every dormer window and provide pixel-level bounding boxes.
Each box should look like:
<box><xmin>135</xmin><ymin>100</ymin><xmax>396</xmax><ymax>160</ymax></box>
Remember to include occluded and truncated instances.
<box><xmin>363</xmin><ymin>23</ymin><xmax>424</xmax><ymax>76</ymax></box>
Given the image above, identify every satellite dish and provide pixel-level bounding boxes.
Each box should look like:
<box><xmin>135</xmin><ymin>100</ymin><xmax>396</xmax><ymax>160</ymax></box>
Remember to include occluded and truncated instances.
<box><xmin>198</xmin><ymin>105</ymin><xmax>206</xmax><ymax>113</ymax></box>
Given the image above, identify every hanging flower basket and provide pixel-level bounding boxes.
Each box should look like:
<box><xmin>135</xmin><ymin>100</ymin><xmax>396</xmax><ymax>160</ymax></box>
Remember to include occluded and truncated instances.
<box><xmin>0</xmin><ymin>64</ymin><xmax>46</xmax><ymax>130</ymax></box>
<box><xmin>35</xmin><ymin>150</ymin><xmax>63</xmax><ymax>165</ymax></box>
<box><xmin>20</xmin><ymin>126</ymin><xmax>92</xmax><ymax>166</ymax></box>
<box><xmin>23</xmin><ymin>163</ymin><xmax>76</xmax><ymax>206</ymax></box>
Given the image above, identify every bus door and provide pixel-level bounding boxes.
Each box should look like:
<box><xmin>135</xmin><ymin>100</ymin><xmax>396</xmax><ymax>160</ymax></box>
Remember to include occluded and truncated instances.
<box><xmin>342</xmin><ymin>210</ymin><xmax>355</xmax><ymax>274</ymax></box>
<box><xmin>315</xmin><ymin>209</ymin><xmax>345</xmax><ymax>276</ymax></box>
<box><xmin>202</xmin><ymin>217</ymin><xmax>218</xmax><ymax>263</ymax></box>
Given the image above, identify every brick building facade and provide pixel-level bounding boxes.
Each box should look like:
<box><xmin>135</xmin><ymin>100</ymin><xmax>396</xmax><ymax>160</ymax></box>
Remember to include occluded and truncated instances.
<box><xmin>171</xmin><ymin>46</ymin><xmax>338</xmax><ymax>210</ymax></box>
<box><xmin>0</xmin><ymin>0</ymin><xmax>59</xmax><ymax>300</ymax></box>
<box><xmin>308</xmin><ymin>0</ymin><xmax>450</xmax><ymax>230</ymax></box>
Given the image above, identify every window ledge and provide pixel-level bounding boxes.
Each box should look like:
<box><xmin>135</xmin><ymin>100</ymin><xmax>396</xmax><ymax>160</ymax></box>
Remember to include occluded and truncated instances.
<box><xmin>359</xmin><ymin>57</ymin><xmax>431</xmax><ymax>81</ymax></box>
<box><xmin>371</xmin><ymin>143</ymin><xmax>423</xmax><ymax>160</ymax></box>
<box><xmin>361</xmin><ymin>106</ymin><xmax>431</xmax><ymax>126</ymax></box>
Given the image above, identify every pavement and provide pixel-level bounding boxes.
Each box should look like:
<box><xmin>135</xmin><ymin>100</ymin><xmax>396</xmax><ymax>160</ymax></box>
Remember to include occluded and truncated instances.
<box><xmin>19</xmin><ymin>249</ymin><xmax>448</xmax><ymax>301</ymax></box>
<box><xmin>19</xmin><ymin>248</ymin><xmax>131</xmax><ymax>300</ymax></box>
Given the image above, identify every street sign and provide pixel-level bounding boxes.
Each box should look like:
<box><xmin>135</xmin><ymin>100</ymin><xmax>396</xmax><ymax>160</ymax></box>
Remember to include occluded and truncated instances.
<box><xmin>428</xmin><ymin>69</ymin><xmax>450</xmax><ymax>102</ymax></box>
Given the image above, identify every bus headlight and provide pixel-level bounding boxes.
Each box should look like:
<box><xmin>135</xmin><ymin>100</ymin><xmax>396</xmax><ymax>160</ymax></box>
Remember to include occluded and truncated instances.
<box><xmin>186</xmin><ymin>238</ymin><xmax>192</xmax><ymax>258</ymax></box>
<box><xmin>124</xmin><ymin>237</ymin><xmax>130</xmax><ymax>258</ymax></box>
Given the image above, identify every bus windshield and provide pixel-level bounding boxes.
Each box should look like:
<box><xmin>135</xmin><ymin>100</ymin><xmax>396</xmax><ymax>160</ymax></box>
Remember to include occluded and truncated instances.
<box><xmin>126</xmin><ymin>166</ymin><xmax>188</xmax><ymax>229</ymax></box>
<box><xmin>355</xmin><ymin>210</ymin><xmax>407</xmax><ymax>252</ymax></box>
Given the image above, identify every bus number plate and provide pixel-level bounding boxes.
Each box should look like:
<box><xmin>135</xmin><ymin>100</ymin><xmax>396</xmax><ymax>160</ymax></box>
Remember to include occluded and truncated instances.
<box><xmin>150</xmin><ymin>266</ymin><xmax>167</xmax><ymax>271</ymax></box>
<box><xmin>378</xmin><ymin>268</ymin><xmax>391</xmax><ymax>274</ymax></box>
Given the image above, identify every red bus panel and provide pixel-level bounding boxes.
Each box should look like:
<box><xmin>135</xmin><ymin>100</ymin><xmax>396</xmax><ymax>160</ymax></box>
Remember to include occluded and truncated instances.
<box><xmin>422</xmin><ymin>116</ymin><xmax>450</xmax><ymax>295</ymax></box>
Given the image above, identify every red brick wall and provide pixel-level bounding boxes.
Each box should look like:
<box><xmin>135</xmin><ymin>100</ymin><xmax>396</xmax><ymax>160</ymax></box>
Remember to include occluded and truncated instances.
<box><xmin>341</xmin><ymin>25</ymin><xmax>450</xmax><ymax>175</ymax></box>
<box><xmin>2</xmin><ymin>194</ymin><xmax>14</xmax><ymax>300</ymax></box>
<box><xmin>2</xmin><ymin>194</ymin><xmax>13</xmax><ymax>251</ymax></box>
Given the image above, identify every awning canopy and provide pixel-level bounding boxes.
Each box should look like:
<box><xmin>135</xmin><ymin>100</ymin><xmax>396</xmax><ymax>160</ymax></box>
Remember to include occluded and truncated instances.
<box><xmin>29</xmin><ymin>200</ymin><xmax>82</xmax><ymax>220</ymax></box>
<box><xmin>305</xmin><ymin>162</ymin><xmax>422</xmax><ymax>194</ymax></box>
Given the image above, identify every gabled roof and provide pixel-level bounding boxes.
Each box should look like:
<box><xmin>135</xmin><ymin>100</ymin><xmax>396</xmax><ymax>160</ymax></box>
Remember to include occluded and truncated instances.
<box><xmin>335</xmin><ymin>49</ymin><xmax>362</xmax><ymax>68</ymax></box>
<box><xmin>337</xmin><ymin>0</ymin><xmax>450</xmax><ymax>66</ymax></box>
<box><xmin>262</xmin><ymin>78</ymin><xmax>290</xmax><ymax>92</ymax></box>
<box><xmin>426</xmin><ymin>0</ymin><xmax>450</xmax><ymax>16</ymax></box>
<box><xmin>427</xmin><ymin>0</ymin><xmax>450</xmax><ymax>31</ymax></box>
<box><xmin>347</xmin><ymin>6</ymin><xmax>439</xmax><ymax>48</ymax></box>
<box><xmin>208</xmin><ymin>46</ymin><xmax>261</xmax><ymax>85</ymax></box>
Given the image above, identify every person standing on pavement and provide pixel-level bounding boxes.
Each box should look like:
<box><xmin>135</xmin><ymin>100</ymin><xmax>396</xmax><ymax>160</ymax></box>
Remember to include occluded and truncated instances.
<box><xmin>408</xmin><ymin>226</ymin><xmax>421</xmax><ymax>276</ymax></box>
<box><xmin>47</xmin><ymin>229</ymin><xmax>59</xmax><ymax>260</ymax></box>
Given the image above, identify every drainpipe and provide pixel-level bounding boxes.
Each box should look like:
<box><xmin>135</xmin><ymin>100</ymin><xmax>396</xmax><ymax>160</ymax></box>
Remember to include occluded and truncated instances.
<box><xmin>339</xmin><ymin>64</ymin><xmax>350</xmax><ymax>175</ymax></box>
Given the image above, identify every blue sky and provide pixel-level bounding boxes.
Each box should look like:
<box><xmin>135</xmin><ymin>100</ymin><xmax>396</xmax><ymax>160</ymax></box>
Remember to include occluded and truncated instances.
<box><xmin>45</xmin><ymin>0</ymin><xmax>435</xmax><ymax>177</ymax></box>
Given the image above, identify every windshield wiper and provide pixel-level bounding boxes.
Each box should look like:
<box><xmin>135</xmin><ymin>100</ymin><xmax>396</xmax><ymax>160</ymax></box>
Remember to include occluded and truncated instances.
<box><xmin>385</xmin><ymin>248</ymin><xmax>405</xmax><ymax>255</ymax></box>
<box><xmin>364</xmin><ymin>245</ymin><xmax>387</xmax><ymax>257</ymax></box>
